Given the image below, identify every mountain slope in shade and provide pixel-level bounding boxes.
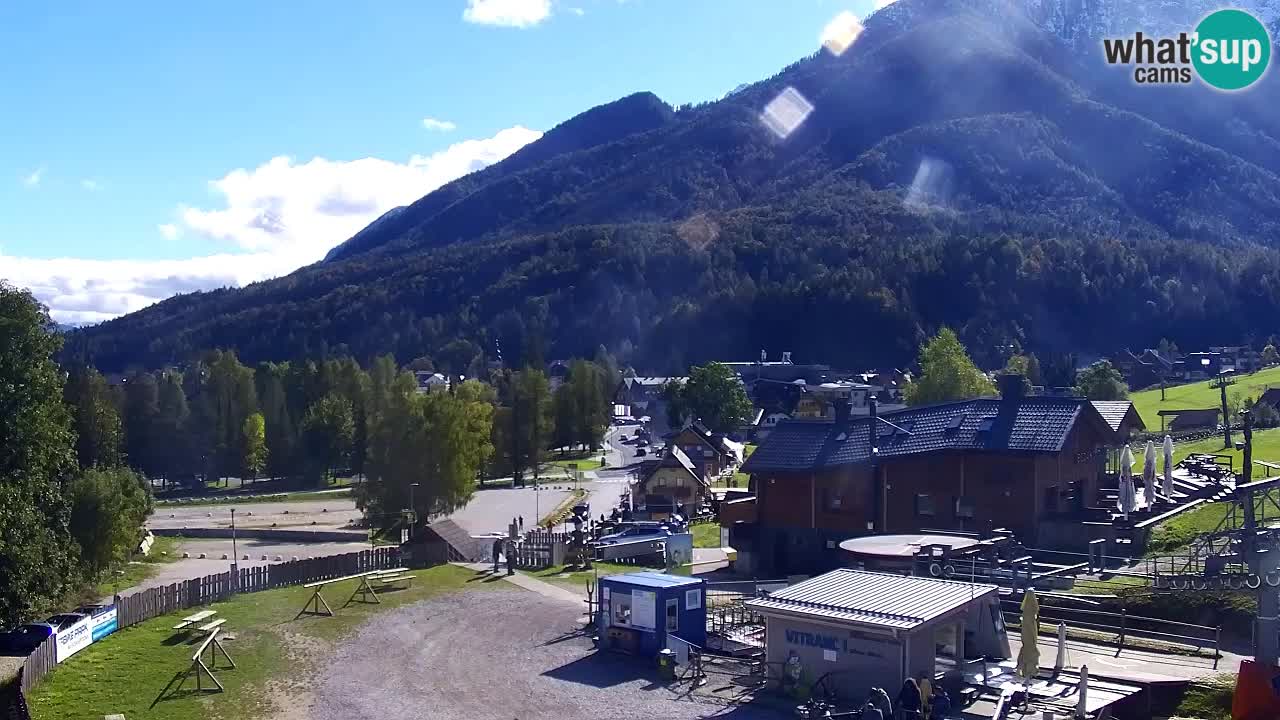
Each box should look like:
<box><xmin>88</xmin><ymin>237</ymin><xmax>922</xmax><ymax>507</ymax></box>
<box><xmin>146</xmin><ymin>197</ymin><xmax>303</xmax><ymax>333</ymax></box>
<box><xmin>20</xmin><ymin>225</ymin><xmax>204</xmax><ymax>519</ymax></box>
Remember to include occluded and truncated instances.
<box><xmin>67</xmin><ymin>0</ymin><xmax>1280</xmax><ymax>374</ymax></box>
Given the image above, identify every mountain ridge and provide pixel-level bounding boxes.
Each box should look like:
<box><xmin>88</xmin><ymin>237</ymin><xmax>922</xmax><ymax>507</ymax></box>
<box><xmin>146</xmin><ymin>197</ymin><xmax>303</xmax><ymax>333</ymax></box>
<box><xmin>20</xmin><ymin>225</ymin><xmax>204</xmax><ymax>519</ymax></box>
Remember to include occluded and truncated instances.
<box><xmin>65</xmin><ymin>0</ymin><xmax>1280</xmax><ymax>374</ymax></box>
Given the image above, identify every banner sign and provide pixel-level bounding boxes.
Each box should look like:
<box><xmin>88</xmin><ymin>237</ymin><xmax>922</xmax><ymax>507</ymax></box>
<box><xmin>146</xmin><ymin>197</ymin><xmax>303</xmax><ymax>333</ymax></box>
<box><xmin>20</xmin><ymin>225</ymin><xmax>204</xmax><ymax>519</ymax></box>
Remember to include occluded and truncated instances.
<box><xmin>55</xmin><ymin>617</ymin><xmax>93</xmax><ymax>662</ymax></box>
<box><xmin>89</xmin><ymin>605</ymin><xmax>118</xmax><ymax>642</ymax></box>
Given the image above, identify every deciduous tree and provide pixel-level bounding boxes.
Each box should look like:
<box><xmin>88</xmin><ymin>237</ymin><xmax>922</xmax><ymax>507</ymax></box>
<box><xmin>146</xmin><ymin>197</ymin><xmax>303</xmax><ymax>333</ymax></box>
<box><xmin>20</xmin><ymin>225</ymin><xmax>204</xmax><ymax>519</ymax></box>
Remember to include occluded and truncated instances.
<box><xmin>905</xmin><ymin>328</ymin><xmax>997</xmax><ymax>405</ymax></box>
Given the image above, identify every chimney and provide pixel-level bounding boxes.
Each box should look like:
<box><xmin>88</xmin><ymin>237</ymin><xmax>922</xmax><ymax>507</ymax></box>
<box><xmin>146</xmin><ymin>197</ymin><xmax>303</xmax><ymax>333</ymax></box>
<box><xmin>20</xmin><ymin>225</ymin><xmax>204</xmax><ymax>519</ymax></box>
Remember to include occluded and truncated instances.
<box><xmin>834</xmin><ymin>398</ymin><xmax>852</xmax><ymax>424</ymax></box>
<box><xmin>997</xmin><ymin>373</ymin><xmax>1026</xmax><ymax>401</ymax></box>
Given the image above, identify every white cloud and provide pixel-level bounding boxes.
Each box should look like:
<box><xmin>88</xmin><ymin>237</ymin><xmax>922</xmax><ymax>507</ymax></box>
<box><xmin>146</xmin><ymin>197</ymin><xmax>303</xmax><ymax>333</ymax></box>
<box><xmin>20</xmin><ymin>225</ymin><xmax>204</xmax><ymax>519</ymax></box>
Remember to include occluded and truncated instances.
<box><xmin>158</xmin><ymin>223</ymin><xmax>180</xmax><ymax>240</ymax></box>
<box><xmin>462</xmin><ymin>0</ymin><xmax>552</xmax><ymax>27</ymax></box>
<box><xmin>2</xmin><ymin>125</ymin><xmax>542</xmax><ymax>324</ymax></box>
<box><xmin>22</xmin><ymin>167</ymin><xmax>43</xmax><ymax>187</ymax></box>
<box><xmin>181</xmin><ymin>125</ymin><xmax>541</xmax><ymax>253</ymax></box>
<box><xmin>422</xmin><ymin>117</ymin><xmax>458</xmax><ymax>132</ymax></box>
<box><xmin>81</xmin><ymin>179</ymin><xmax>100</xmax><ymax>191</ymax></box>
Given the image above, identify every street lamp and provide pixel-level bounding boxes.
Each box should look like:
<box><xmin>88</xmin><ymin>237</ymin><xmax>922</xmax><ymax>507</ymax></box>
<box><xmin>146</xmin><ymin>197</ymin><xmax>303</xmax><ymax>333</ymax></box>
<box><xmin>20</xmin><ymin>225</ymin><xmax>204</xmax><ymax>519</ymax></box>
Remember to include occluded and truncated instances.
<box><xmin>409</xmin><ymin>483</ymin><xmax>420</xmax><ymax>541</ymax></box>
<box><xmin>230</xmin><ymin>508</ymin><xmax>237</xmax><ymax>562</ymax></box>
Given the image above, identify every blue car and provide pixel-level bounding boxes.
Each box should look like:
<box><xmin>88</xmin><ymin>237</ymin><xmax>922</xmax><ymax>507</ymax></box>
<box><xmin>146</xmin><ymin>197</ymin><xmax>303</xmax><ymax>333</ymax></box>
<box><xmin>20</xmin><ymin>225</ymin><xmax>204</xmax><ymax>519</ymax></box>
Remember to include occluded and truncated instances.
<box><xmin>0</xmin><ymin>623</ymin><xmax>55</xmax><ymax>656</ymax></box>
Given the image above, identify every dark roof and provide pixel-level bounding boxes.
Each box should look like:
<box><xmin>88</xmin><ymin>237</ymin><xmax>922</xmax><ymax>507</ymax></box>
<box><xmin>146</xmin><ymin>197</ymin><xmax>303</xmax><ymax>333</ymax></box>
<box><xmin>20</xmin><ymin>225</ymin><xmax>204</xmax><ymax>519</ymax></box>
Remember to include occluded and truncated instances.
<box><xmin>1090</xmin><ymin>401</ymin><xmax>1146</xmax><ymax>433</ymax></box>
<box><xmin>1166</xmin><ymin>408</ymin><xmax>1221</xmax><ymax>429</ymax></box>
<box><xmin>1259</xmin><ymin>388</ymin><xmax>1280</xmax><ymax>407</ymax></box>
<box><xmin>743</xmin><ymin>396</ymin><xmax>1103</xmax><ymax>473</ymax></box>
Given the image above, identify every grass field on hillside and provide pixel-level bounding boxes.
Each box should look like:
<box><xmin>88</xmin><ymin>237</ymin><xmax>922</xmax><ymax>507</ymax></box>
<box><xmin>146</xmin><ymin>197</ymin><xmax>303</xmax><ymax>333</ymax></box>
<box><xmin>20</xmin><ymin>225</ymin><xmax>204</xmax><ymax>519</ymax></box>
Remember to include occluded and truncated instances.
<box><xmin>1131</xmin><ymin>427</ymin><xmax>1280</xmax><ymax>474</ymax></box>
<box><xmin>27</xmin><ymin>564</ymin><xmax>481</xmax><ymax>720</ymax></box>
<box><xmin>1129</xmin><ymin>365</ymin><xmax>1280</xmax><ymax>429</ymax></box>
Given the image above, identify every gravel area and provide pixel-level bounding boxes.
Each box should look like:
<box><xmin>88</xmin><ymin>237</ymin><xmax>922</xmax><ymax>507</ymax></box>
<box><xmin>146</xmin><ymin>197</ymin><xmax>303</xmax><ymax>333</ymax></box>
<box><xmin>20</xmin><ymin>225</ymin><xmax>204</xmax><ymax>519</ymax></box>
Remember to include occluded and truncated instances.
<box><xmin>300</xmin><ymin>588</ymin><xmax>777</xmax><ymax>720</ymax></box>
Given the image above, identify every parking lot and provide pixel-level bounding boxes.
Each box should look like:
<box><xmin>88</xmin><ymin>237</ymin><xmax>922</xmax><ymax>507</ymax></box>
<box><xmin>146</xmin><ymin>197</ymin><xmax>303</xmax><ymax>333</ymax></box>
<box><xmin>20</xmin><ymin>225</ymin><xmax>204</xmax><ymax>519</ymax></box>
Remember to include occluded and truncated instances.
<box><xmin>297</xmin><ymin>584</ymin><xmax>776</xmax><ymax>720</ymax></box>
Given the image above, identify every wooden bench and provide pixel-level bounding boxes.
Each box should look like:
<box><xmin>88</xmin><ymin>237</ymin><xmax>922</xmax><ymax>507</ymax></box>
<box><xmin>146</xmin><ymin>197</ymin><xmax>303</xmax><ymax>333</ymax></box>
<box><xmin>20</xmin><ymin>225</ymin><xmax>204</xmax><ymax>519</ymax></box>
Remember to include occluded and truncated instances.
<box><xmin>196</xmin><ymin>618</ymin><xmax>227</xmax><ymax>634</ymax></box>
<box><xmin>295</xmin><ymin>568</ymin><xmax>404</xmax><ymax>618</ymax></box>
<box><xmin>173</xmin><ymin>610</ymin><xmax>216</xmax><ymax>632</ymax></box>
<box><xmin>377</xmin><ymin>574</ymin><xmax>415</xmax><ymax>589</ymax></box>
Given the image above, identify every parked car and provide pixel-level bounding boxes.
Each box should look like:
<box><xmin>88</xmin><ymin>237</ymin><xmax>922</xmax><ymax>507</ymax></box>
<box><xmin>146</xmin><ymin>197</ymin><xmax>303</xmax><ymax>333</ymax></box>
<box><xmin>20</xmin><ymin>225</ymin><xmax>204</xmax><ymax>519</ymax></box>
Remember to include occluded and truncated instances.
<box><xmin>0</xmin><ymin>623</ymin><xmax>56</xmax><ymax>655</ymax></box>
<box><xmin>45</xmin><ymin>613</ymin><xmax>86</xmax><ymax>632</ymax></box>
<box><xmin>635</xmin><ymin>448</ymin><xmax>647</xmax><ymax>457</ymax></box>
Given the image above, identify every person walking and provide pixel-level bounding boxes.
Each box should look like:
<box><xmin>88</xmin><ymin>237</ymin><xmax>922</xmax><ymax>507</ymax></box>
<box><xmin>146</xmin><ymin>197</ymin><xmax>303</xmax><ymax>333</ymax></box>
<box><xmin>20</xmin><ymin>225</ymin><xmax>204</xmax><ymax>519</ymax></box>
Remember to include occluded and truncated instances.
<box><xmin>491</xmin><ymin>538</ymin><xmax>503</xmax><ymax>573</ymax></box>
<box><xmin>896</xmin><ymin>678</ymin><xmax>922</xmax><ymax>719</ymax></box>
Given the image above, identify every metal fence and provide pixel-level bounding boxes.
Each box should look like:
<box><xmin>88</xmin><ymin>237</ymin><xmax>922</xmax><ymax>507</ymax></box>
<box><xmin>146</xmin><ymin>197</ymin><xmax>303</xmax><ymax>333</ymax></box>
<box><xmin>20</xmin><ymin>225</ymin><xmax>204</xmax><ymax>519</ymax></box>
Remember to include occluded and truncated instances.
<box><xmin>1001</xmin><ymin>595</ymin><xmax>1221</xmax><ymax>665</ymax></box>
<box><xmin>20</xmin><ymin>547</ymin><xmax>400</xmax><ymax>695</ymax></box>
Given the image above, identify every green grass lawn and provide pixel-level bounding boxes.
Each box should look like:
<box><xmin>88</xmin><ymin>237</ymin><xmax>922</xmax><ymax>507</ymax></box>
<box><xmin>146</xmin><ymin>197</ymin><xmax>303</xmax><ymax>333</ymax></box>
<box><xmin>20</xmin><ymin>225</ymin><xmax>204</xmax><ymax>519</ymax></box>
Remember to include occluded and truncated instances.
<box><xmin>1147</xmin><ymin>488</ymin><xmax>1280</xmax><ymax>553</ymax></box>
<box><xmin>547</xmin><ymin>456</ymin><xmax>604</xmax><ymax>472</ymax></box>
<box><xmin>691</xmin><ymin>522</ymin><xmax>721</xmax><ymax>549</ymax></box>
<box><xmin>1129</xmin><ymin>365</ymin><xmax>1280</xmax><ymax>429</ymax></box>
<box><xmin>719</xmin><ymin>442</ymin><xmax>758</xmax><ymax>488</ymax></box>
<box><xmin>28</xmin><ymin>564</ymin><xmax>483</xmax><ymax>720</ymax></box>
<box><xmin>1130</xmin><ymin>426</ymin><xmax>1280</xmax><ymax>475</ymax></box>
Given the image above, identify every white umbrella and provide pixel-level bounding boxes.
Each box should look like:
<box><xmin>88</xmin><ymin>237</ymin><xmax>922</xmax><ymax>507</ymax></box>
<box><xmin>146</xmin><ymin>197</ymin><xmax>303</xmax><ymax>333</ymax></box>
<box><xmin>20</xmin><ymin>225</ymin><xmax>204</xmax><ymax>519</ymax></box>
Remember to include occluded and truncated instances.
<box><xmin>1118</xmin><ymin>445</ymin><xmax>1136</xmax><ymax>519</ymax></box>
<box><xmin>1054</xmin><ymin>621</ymin><xmax>1067</xmax><ymax>672</ymax></box>
<box><xmin>1143</xmin><ymin>439</ymin><xmax>1157</xmax><ymax>508</ymax></box>
<box><xmin>1162</xmin><ymin>435</ymin><xmax>1175</xmax><ymax>500</ymax></box>
<box><xmin>1075</xmin><ymin>664</ymin><xmax>1089</xmax><ymax>718</ymax></box>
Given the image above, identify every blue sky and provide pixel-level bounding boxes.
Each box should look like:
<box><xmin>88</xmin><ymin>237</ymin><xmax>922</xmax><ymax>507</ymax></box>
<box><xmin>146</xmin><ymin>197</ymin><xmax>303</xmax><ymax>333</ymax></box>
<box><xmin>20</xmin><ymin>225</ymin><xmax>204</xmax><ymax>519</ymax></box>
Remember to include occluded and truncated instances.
<box><xmin>0</xmin><ymin>0</ymin><xmax>886</xmax><ymax>323</ymax></box>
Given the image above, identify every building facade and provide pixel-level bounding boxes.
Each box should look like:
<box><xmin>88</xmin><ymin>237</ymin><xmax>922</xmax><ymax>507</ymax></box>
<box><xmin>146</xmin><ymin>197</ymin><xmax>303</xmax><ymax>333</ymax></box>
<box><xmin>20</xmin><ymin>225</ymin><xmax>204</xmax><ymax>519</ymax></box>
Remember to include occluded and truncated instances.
<box><xmin>722</xmin><ymin>377</ymin><xmax>1129</xmax><ymax>575</ymax></box>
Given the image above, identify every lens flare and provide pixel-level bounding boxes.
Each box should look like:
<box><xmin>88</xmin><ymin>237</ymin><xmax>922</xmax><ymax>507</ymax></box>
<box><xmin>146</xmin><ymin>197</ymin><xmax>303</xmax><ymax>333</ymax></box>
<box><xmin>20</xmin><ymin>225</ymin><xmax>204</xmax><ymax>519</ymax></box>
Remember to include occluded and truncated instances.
<box><xmin>820</xmin><ymin>11</ymin><xmax>864</xmax><ymax>56</ymax></box>
<box><xmin>676</xmin><ymin>213</ymin><xmax>720</xmax><ymax>251</ymax></box>
<box><xmin>760</xmin><ymin>87</ymin><xmax>814</xmax><ymax>140</ymax></box>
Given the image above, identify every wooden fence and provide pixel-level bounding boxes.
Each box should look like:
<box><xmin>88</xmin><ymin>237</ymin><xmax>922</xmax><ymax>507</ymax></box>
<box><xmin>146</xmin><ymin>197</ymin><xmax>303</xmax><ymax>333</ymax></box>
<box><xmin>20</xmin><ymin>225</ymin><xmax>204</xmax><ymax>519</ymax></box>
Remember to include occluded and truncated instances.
<box><xmin>514</xmin><ymin>531</ymin><xmax>570</xmax><ymax>570</ymax></box>
<box><xmin>20</xmin><ymin>547</ymin><xmax>399</xmax><ymax>695</ymax></box>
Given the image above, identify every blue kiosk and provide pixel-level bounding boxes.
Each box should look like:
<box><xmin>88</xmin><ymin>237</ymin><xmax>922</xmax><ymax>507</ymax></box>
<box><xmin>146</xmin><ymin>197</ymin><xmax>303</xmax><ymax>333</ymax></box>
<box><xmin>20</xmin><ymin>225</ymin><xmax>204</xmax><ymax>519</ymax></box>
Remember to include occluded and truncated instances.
<box><xmin>597</xmin><ymin>572</ymin><xmax>706</xmax><ymax>656</ymax></box>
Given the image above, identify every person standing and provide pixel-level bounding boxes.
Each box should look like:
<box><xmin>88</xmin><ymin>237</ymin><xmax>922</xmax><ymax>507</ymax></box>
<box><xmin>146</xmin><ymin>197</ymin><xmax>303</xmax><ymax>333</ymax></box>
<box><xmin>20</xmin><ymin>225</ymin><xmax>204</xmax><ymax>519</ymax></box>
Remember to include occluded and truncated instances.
<box><xmin>518</xmin><ymin>515</ymin><xmax>524</xmax><ymax>532</ymax></box>
<box><xmin>492</xmin><ymin>538</ymin><xmax>503</xmax><ymax>573</ymax></box>
<box><xmin>896</xmin><ymin>678</ymin><xmax>922</xmax><ymax>719</ymax></box>
<box><xmin>860</xmin><ymin>701</ymin><xmax>883</xmax><ymax>720</ymax></box>
<box><xmin>870</xmin><ymin>686</ymin><xmax>893</xmax><ymax>720</ymax></box>
<box><xmin>929</xmin><ymin>687</ymin><xmax>951</xmax><ymax>720</ymax></box>
<box><xmin>917</xmin><ymin>674</ymin><xmax>933</xmax><ymax>719</ymax></box>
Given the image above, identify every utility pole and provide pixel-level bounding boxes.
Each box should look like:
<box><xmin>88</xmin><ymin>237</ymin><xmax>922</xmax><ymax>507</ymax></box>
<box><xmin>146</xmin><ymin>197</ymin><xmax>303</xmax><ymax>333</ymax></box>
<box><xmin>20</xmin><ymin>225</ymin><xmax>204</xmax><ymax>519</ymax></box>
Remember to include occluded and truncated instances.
<box><xmin>1212</xmin><ymin>371</ymin><xmax>1235</xmax><ymax>449</ymax></box>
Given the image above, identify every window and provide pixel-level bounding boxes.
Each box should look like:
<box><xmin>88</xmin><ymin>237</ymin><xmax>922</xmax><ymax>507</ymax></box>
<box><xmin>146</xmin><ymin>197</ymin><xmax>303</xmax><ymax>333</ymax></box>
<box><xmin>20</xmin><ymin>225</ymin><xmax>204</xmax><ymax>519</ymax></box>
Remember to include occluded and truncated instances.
<box><xmin>612</xmin><ymin>594</ymin><xmax>633</xmax><ymax>626</ymax></box>
<box><xmin>955</xmin><ymin>497</ymin><xmax>974</xmax><ymax>518</ymax></box>
<box><xmin>685</xmin><ymin>588</ymin><xmax>701</xmax><ymax>610</ymax></box>
<box><xmin>666</xmin><ymin>598</ymin><xmax>679</xmax><ymax>632</ymax></box>
<box><xmin>915</xmin><ymin>493</ymin><xmax>935</xmax><ymax>516</ymax></box>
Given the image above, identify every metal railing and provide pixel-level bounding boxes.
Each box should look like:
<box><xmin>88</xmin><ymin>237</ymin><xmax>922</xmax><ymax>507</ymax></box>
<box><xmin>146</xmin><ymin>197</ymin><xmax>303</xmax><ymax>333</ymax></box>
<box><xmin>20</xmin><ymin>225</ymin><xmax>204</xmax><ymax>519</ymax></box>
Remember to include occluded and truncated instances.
<box><xmin>1001</xmin><ymin>597</ymin><xmax>1221</xmax><ymax>666</ymax></box>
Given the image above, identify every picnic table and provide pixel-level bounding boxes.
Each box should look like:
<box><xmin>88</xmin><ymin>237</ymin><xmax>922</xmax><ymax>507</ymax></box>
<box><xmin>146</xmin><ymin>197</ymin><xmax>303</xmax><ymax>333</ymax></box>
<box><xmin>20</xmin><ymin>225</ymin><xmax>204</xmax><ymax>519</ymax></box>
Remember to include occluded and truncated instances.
<box><xmin>295</xmin><ymin>568</ymin><xmax>412</xmax><ymax>618</ymax></box>
<box><xmin>172</xmin><ymin>610</ymin><xmax>224</xmax><ymax>635</ymax></box>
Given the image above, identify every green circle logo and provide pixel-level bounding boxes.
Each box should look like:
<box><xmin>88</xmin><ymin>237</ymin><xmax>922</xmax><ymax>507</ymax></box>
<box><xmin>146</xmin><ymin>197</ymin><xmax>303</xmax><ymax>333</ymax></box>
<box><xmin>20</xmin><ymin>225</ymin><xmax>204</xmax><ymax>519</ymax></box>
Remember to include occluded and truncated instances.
<box><xmin>1193</xmin><ymin>9</ymin><xmax>1272</xmax><ymax>91</ymax></box>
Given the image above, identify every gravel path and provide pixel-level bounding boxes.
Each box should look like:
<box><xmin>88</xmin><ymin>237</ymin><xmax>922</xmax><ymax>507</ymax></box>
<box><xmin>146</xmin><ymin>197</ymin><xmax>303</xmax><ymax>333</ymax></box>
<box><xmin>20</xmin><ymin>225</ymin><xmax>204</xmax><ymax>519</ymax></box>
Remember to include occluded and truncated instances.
<box><xmin>301</xmin><ymin>588</ymin><xmax>777</xmax><ymax>720</ymax></box>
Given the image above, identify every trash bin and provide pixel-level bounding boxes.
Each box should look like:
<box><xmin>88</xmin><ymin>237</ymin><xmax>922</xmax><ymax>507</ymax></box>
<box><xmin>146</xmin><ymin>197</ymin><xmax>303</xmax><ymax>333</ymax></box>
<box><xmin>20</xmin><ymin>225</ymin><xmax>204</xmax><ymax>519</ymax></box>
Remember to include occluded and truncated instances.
<box><xmin>657</xmin><ymin>648</ymin><xmax>676</xmax><ymax>680</ymax></box>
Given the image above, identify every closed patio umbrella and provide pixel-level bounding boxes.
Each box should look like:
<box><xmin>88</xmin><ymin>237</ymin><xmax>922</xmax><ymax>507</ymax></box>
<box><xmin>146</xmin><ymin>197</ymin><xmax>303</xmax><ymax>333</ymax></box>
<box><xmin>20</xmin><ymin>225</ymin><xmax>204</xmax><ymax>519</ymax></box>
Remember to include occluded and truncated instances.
<box><xmin>1163</xmin><ymin>435</ymin><xmax>1175</xmax><ymax>500</ymax></box>
<box><xmin>1118</xmin><ymin>445</ymin><xmax>1136</xmax><ymax>519</ymax></box>
<box><xmin>1143</xmin><ymin>439</ymin><xmax>1157</xmax><ymax>508</ymax></box>
<box><xmin>1017</xmin><ymin>588</ymin><xmax>1041</xmax><ymax>682</ymax></box>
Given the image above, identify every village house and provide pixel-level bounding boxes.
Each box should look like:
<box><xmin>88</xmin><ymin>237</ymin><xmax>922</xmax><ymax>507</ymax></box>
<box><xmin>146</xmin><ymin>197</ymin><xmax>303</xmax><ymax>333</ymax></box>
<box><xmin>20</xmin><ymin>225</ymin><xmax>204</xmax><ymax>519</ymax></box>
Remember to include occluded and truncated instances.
<box><xmin>669</xmin><ymin>421</ymin><xmax>737</xmax><ymax>480</ymax></box>
<box><xmin>721</xmin><ymin>376</ymin><xmax>1134</xmax><ymax>575</ymax></box>
<box><xmin>614</xmin><ymin>376</ymin><xmax>684</xmax><ymax>434</ymax></box>
<box><xmin>632</xmin><ymin>446</ymin><xmax>711</xmax><ymax>517</ymax></box>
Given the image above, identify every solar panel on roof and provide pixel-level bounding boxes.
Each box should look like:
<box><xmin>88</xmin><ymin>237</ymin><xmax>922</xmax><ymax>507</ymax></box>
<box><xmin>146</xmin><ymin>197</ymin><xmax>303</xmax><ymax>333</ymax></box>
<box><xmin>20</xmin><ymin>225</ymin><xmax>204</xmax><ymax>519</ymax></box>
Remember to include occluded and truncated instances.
<box><xmin>945</xmin><ymin>413</ymin><xmax>965</xmax><ymax>432</ymax></box>
<box><xmin>976</xmin><ymin>417</ymin><xmax>994</xmax><ymax>432</ymax></box>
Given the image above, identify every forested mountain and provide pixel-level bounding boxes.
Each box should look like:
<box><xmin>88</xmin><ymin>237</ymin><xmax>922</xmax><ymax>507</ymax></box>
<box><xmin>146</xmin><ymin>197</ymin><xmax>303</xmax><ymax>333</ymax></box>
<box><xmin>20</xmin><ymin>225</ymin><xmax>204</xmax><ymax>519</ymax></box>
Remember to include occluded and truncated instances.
<box><xmin>68</xmin><ymin>0</ymin><xmax>1280</xmax><ymax>374</ymax></box>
